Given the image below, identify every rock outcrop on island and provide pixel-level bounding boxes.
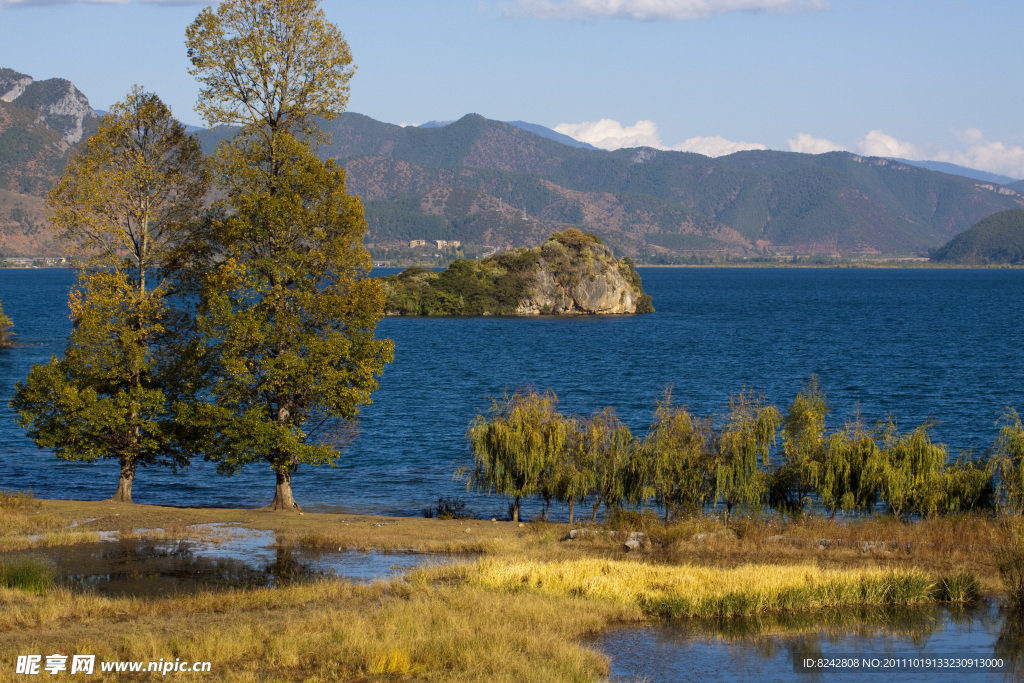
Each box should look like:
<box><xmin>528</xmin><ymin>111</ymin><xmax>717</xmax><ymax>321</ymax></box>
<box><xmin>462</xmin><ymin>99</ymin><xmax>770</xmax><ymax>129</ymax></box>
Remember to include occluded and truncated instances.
<box><xmin>380</xmin><ymin>229</ymin><xmax>654</xmax><ymax>316</ymax></box>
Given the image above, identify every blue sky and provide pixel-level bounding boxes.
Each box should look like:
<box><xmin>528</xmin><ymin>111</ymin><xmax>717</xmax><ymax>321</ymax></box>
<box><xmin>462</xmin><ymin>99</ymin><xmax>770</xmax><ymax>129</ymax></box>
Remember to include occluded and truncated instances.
<box><xmin>2</xmin><ymin>0</ymin><xmax>1022</xmax><ymax>178</ymax></box>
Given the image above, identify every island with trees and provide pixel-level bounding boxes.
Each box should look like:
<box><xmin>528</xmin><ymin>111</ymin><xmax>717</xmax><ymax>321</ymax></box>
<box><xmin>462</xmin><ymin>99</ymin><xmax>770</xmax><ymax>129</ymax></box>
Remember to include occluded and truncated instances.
<box><xmin>379</xmin><ymin>228</ymin><xmax>654</xmax><ymax>316</ymax></box>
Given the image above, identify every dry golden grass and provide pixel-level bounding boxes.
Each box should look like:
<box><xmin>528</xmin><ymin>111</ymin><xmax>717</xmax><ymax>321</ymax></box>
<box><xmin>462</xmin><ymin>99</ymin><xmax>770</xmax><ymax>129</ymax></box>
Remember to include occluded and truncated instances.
<box><xmin>425</xmin><ymin>557</ymin><xmax>940</xmax><ymax>619</ymax></box>
<box><xmin>0</xmin><ymin>578</ymin><xmax>640</xmax><ymax>682</ymax></box>
<box><xmin>0</xmin><ymin>496</ymin><xmax>1007</xmax><ymax>682</ymax></box>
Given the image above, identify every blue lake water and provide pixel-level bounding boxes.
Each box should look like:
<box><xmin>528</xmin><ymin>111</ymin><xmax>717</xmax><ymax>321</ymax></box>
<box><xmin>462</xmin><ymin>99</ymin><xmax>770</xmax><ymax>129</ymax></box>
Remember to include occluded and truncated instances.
<box><xmin>1</xmin><ymin>267</ymin><xmax>1023</xmax><ymax>518</ymax></box>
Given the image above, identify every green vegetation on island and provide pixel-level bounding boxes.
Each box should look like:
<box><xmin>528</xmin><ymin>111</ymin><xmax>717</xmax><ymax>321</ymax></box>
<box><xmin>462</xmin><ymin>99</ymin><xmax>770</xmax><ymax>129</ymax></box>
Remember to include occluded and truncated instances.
<box><xmin>380</xmin><ymin>229</ymin><xmax>654</xmax><ymax>316</ymax></box>
<box><xmin>931</xmin><ymin>208</ymin><xmax>1024</xmax><ymax>264</ymax></box>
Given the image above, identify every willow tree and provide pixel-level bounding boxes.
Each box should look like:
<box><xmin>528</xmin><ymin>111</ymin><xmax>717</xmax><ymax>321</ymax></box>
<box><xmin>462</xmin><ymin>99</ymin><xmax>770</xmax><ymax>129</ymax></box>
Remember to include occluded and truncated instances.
<box><xmin>818</xmin><ymin>412</ymin><xmax>883</xmax><ymax>515</ymax></box>
<box><xmin>878</xmin><ymin>419</ymin><xmax>947</xmax><ymax>519</ymax></box>
<box><xmin>713</xmin><ymin>391</ymin><xmax>781</xmax><ymax>521</ymax></box>
<box><xmin>557</xmin><ymin>417</ymin><xmax>596</xmax><ymax>524</ymax></box>
<box><xmin>589</xmin><ymin>409</ymin><xmax>636</xmax><ymax>521</ymax></box>
<box><xmin>772</xmin><ymin>376</ymin><xmax>829</xmax><ymax>513</ymax></box>
<box><xmin>643</xmin><ymin>388</ymin><xmax>712</xmax><ymax>522</ymax></box>
<box><xmin>995</xmin><ymin>408</ymin><xmax>1024</xmax><ymax>512</ymax></box>
<box><xmin>183</xmin><ymin>0</ymin><xmax>392</xmax><ymax>510</ymax></box>
<box><xmin>464</xmin><ymin>389</ymin><xmax>572</xmax><ymax>523</ymax></box>
<box><xmin>10</xmin><ymin>88</ymin><xmax>207</xmax><ymax>503</ymax></box>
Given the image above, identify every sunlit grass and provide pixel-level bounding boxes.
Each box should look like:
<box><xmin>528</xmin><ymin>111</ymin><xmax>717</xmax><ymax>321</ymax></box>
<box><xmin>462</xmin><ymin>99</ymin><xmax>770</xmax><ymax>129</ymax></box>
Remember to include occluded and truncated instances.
<box><xmin>429</xmin><ymin>558</ymin><xmax>953</xmax><ymax>619</ymax></box>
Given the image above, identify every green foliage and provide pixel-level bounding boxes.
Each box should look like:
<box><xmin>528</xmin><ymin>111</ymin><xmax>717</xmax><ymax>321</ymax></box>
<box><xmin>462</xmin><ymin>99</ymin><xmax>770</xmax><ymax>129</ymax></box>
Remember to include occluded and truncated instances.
<box><xmin>463</xmin><ymin>388</ymin><xmax>574</xmax><ymax>522</ymax></box>
<box><xmin>818</xmin><ymin>414</ymin><xmax>883</xmax><ymax>515</ymax></box>
<box><xmin>878</xmin><ymin>420</ymin><xmax>948</xmax><ymax>519</ymax></box>
<box><xmin>931</xmin><ymin>209</ymin><xmax>1024</xmax><ymax>264</ymax></box>
<box><xmin>11</xmin><ymin>271</ymin><xmax>188</xmax><ymax>498</ymax></box>
<box><xmin>713</xmin><ymin>390</ymin><xmax>781</xmax><ymax>521</ymax></box>
<box><xmin>381</xmin><ymin>232</ymin><xmax>653</xmax><ymax>316</ymax></box>
<box><xmin>0</xmin><ymin>299</ymin><xmax>12</xmax><ymax>347</ymax></box>
<box><xmin>0</xmin><ymin>558</ymin><xmax>54</xmax><ymax>594</ymax></box>
<box><xmin>641</xmin><ymin>387</ymin><xmax>712</xmax><ymax>521</ymax></box>
<box><xmin>11</xmin><ymin>87</ymin><xmax>207</xmax><ymax>503</ymax></box>
<box><xmin>183</xmin><ymin>0</ymin><xmax>392</xmax><ymax>511</ymax></box>
<box><xmin>994</xmin><ymin>408</ymin><xmax>1024</xmax><ymax>513</ymax></box>
<box><xmin>184</xmin><ymin>134</ymin><xmax>393</xmax><ymax>509</ymax></box>
<box><xmin>456</xmin><ymin>382</ymin><xmax>1014</xmax><ymax>523</ymax></box>
<box><xmin>771</xmin><ymin>376</ymin><xmax>828</xmax><ymax>513</ymax></box>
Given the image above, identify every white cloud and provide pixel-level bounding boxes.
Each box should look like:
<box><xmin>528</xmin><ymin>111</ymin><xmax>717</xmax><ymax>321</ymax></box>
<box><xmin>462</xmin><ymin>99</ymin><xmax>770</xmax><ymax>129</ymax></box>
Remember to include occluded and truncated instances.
<box><xmin>502</xmin><ymin>0</ymin><xmax>828</xmax><ymax>21</ymax></box>
<box><xmin>554</xmin><ymin>118</ymin><xmax>661</xmax><ymax>150</ymax></box>
<box><xmin>933</xmin><ymin>131</ymin><xmax>1024</xmax><ymax>180</ymax></box>
<box><xmin>855</xmin><ymin>130</ymin><xmax>920</xmax><ymax>159</ymax></box>
<box><xmin>555</xmin><ymin>118</ymin><xmax>765</xmax><ymax>157</ymax></box>
<box><xmin>788</xmin><ymin>133</ymin><xmax>845</xmax><ymax>154</ymax></box>
<box><xmin>669</xmin><ymin>135</ymin><xmax>766</xmax><ymax>156</ymax></box>
<box><xmin>848</xmin><ymin>128</ymin><xmax>1024</xmax><ymax>179</ymax></box>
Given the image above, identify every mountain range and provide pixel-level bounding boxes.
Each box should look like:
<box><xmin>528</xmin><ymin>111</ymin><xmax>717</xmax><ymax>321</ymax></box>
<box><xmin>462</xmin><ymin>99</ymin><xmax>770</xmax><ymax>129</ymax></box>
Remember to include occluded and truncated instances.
<box><xmin>2</xmin><ymin>67</ymin><xmax>1023</xmax><ymax>261</ymax></box>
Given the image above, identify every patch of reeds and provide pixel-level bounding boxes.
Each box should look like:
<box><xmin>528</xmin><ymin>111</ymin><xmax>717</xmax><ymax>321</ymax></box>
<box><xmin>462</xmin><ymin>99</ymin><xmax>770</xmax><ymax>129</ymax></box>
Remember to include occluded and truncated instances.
<box><xmin>436</xmin><ymin>558</ymin><xmax>952</xmax><ymax>619</ymax></box>
<box><xmin>0</xmin><ymin>558</ymin><xmax>54</xmax><ymax>594</ymax></box>
<box><xmin>0</xmin><ymin>489</ymin><xmax>39</xmax><ymax>510</ymax></box>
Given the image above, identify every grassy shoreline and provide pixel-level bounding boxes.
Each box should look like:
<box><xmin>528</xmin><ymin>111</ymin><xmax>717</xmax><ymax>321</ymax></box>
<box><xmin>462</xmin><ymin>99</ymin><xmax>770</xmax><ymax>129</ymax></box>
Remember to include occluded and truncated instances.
<box><xmin>0</xmin><ymin>497</ymin><xmax>1013</xmax><ymax>681</ymax></box>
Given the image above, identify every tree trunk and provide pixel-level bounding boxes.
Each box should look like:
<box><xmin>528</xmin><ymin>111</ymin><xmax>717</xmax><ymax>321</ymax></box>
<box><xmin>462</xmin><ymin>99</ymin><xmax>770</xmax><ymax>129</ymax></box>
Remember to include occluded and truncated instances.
<box><xmin>512</xmin><ymin>496</ymin><xmax>521</xmax><ymax>523</ymax></box>
<box><xmin>568</xmin><ymin>500</ymin><xmax>575</xmax><ymax>525</ymax></box>
<box><xmin>110</xmin><ymin>458</ymin><xmax>136</xmax><ymax>503</ymax></box>
<box><xmin>265</xmin><ymin>468</ymin><xmax>300</xmax><ymax>511</ymax></box>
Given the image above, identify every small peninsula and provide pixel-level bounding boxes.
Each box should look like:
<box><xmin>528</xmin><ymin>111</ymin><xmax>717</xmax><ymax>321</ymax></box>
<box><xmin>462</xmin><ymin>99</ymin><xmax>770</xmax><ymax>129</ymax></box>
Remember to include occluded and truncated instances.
<box><xmin>380</xmin><ymin>229</ymin><xmax>654</xmax><ymax>316</ymax></box>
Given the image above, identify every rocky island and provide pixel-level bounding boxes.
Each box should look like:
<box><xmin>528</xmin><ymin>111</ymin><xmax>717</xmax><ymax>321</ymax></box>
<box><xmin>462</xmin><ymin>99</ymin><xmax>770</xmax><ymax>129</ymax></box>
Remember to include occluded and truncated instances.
<box><xmin>379</xmin><ymin>229</ymin><xmax>654</xmax><ymax>316</ymax></box>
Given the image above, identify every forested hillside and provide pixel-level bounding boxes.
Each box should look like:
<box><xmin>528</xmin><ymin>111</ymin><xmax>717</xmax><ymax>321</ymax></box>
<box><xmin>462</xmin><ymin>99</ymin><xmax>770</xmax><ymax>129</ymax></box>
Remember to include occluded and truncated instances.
<box><xmin>931</xmin><ymin>209</ymin><xmax>1024</xmax><ymax>264</ymax></box>
<box><xmin>198</xmin><ymin>113</ymin><xmax>1023</xmax><ymax>261</ymax></box>
<box><xmin>3</xmin><ymin>65</ymin><xmax>1024</xmax><ymax>261</ymax></box>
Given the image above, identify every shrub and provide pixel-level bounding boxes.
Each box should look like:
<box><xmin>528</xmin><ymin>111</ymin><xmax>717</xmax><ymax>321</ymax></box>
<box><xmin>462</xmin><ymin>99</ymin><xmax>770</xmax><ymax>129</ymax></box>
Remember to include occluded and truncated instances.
<box><xmin>0</xmin><ymin>558</ymin><xmax>54</xmax><ymax>594</ymax></box>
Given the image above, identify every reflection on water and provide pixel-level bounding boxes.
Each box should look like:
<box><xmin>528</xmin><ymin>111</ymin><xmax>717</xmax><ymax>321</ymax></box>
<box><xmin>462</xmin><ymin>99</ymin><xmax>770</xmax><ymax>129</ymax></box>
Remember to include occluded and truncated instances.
<box><xmin>593</xmin><ymin>602</ymin><xmax>1024</xmax><ymax>682</ymax></box>
<box><xmin>8</xmin><ymin>526</ymin><xmax>462</xmax><ymax>596</ymax></box>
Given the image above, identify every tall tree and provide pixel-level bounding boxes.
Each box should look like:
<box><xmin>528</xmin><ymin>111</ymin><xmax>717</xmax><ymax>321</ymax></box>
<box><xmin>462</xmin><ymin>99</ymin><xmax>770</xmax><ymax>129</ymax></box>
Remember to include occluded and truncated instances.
<box><xmin>184</xmin><ymin>0</ymin><xmax>392</xmax><ymax>510</ymax></box>
<box><xmin>10</xmin><ymin>87</ymin><xmax>208</xmax><ymax>502</ymax></box>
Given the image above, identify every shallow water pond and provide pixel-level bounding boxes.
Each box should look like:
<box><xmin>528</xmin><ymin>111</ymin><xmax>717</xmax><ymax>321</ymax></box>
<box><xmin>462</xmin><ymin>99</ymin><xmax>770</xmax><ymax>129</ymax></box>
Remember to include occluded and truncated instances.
<box><xmin>9</xmin><ymin>525</ymin><xmax>464</xmax><ymax>596</ymax></box>
<box><xmin>592</xmin><ymin>602</ymin><xmax>1024</xmax><ymax>682</ymax></box>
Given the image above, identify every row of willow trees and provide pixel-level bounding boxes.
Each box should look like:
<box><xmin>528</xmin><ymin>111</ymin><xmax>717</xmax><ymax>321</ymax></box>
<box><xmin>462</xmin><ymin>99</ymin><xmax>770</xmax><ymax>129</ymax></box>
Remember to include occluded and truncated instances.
<box><xmin>462</xmin><ymin>379</ymin><xmax>1024</xmax><ymax>523</ymax></box>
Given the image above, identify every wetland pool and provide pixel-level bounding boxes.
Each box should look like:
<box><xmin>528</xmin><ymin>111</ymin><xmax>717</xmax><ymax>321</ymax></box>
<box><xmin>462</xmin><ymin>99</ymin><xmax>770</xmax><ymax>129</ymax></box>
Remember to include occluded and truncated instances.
<box><xmin>591</xmin><ymin>602</ymin><xmax>1023</xmax><ymax>682</ymax></box>
<box><xmin>9</xmin><ymin>525</ymin><xmax>465</xmax><ymax>596</ymax></box>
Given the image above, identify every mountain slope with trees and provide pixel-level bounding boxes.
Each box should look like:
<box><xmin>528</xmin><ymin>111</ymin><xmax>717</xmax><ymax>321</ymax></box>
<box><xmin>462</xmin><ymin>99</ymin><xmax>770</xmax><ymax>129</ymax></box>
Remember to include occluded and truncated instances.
<box><xmin>931</xmin><ymin>209</ymin><xmax>1024</xmax><ymax>264</ymax></box>
<box><xmin>264</xmin><ymin>113</ymin><xmax>1024</xmax><ymax>260</ymax></box>
<box><xmin>2</xmin><ymin>65</ymin><xmax>1023</xmax><ymax>261</ymax></box>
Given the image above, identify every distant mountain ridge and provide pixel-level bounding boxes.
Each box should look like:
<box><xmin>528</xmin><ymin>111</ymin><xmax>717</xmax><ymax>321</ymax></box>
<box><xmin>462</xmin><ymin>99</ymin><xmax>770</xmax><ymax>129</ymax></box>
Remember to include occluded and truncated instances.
<box><xmin>220</xmin><ymin>112</ymin><xmax>1023</xmax><ymax>260</ymax></box>
<box><xmin>419</xmin><ymin>118</ymin><xmax>598</xmax><ymax>150</ymax></box>
<box><xmin>887</xmin><ymin>158</ymin><xmax>1020</xmax><ymax>186</ymax></box>
<box><xmin>2</xmin><ymin>64</ymin><xmax>1023</xmax><ymax>260</ymax></box>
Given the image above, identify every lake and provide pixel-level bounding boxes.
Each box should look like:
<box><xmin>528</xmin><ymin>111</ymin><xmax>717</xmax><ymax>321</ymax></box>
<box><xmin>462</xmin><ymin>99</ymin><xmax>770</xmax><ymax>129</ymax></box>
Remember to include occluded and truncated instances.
<box><xmin>1</xmin><ymin>267</ymin><xmax>1023</xmax><ymax>518</ymax></box>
